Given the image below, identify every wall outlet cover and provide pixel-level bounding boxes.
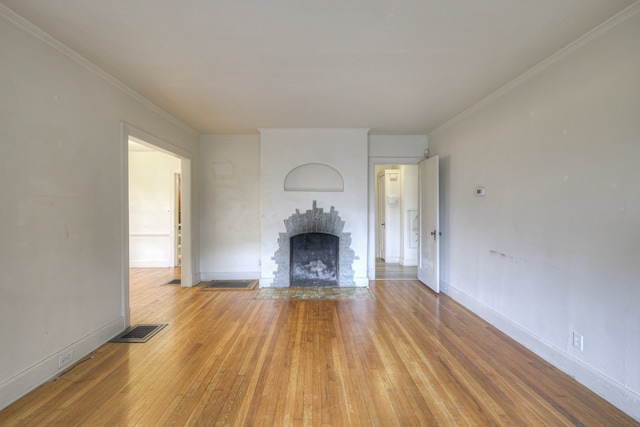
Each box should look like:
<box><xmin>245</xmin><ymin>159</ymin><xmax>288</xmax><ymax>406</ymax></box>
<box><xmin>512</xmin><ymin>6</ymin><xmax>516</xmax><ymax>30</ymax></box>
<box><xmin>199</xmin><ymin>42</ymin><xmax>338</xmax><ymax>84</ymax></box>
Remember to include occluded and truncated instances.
<box><xmin>58</xmin><ymin>350</ymin><xmax>74</xmax><ymax>369</ymax></box>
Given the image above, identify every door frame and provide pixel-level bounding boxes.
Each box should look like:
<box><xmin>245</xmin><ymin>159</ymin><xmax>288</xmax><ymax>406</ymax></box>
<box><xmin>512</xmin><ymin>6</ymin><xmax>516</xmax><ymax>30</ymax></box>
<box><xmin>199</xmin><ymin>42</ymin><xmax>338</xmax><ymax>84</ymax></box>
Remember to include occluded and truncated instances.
<box><xmin>174</xmin><ymin>172</ymin><xmax>182</xmax><ymax>267</ymax></box>
<box><xmin>376</xmin><ymin>172</ymin><xmax>386</xmax><ymax>260</ymax></box>
<box><xmin>120</xmin><ymin>123</ymin><xmax>194</xmax><ymax>327</ymax></box>
<box><xmin>368</xmin><ymin>156</ymin><xmax>424</xmax><ymax>279</ymax></box>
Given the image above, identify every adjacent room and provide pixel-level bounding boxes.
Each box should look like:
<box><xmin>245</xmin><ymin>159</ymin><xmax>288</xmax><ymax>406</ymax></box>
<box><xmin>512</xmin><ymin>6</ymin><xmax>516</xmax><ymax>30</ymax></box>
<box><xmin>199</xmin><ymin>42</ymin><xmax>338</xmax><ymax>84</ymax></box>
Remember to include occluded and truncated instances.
<box><xmin>1</xmin><ymin>0</ymin><xmax>638</xmax><ymax>424</ymax></box>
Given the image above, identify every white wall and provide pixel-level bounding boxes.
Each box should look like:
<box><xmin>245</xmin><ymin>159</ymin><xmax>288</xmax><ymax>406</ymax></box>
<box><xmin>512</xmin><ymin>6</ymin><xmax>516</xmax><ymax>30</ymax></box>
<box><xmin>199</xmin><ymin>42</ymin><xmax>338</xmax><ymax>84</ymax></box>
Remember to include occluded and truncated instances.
<box><xmin>0</xmin><ymin>9</ymin><xmax>198</xmax><ymax>409</ymax></box>
<box><xmin>199</xmin><ymin>135</ymin><xmax>261</xmax><ymax>280</ymax></box>
<box><xmin>199</xmin><ymin>133</ymin><xmax>424</xmax><ymax>284</ymax></box>
<box><xmin>129</xmin><ymin>149</ymin><xmax>181</xmax><ymax>267</ymax></box>
<box><xmin>428</xmin><ymin>8</ymin><xmax>640</xmax><ymax>419</ymax></box>
<box><xmin>260</xmin><ymin>129</ymin><xmax>369</xmax><ymax>286</ymax></box>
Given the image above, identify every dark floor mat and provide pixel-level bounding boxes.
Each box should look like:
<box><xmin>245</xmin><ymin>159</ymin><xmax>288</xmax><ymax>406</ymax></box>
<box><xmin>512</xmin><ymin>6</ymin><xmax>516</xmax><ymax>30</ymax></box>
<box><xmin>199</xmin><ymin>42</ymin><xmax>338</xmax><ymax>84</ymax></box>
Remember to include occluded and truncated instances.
<box><xmin>201</xmin><ymin>280</ymin><xmax>257</xmax><ymax>290</ymax></box>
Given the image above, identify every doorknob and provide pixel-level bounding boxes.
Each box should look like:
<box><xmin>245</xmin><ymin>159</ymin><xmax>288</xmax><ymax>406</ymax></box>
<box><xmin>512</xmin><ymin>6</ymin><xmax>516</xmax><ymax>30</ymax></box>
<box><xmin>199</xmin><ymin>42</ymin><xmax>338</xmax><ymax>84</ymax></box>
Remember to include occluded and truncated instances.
<box><xmin>430</xmin><ymin>230</ymin><xmax>441</xmax><ymax>240</ymax></box>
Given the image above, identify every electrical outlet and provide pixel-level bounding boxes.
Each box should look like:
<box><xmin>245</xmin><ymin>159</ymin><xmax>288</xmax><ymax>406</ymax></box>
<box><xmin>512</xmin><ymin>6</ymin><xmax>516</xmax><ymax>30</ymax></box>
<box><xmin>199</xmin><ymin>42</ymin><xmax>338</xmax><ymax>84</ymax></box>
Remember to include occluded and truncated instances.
<box><xmin>572</xmin><ymin>332</ymin><xmax>584</xmax><ymax>352</ymax></box>
<box><xmin>58</xmin><ymin>350</ymin><xmax>74</xmax><ymax>369</ymax></box>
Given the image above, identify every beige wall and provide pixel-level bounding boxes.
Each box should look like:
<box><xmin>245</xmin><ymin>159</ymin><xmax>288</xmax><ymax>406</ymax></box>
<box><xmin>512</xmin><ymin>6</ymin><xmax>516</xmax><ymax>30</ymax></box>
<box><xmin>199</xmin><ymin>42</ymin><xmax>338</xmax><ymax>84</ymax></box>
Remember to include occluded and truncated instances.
<box><xmin>198</xmin><ymin>135</ymin><xmax>261</xmax><ymax>280</ymax></box>
<box><xmin>428</xmin><ymin>9</ymin><xmax>640</xmax><ymax>418</ymax></box>
<box><xmin>0</xmin><ymin>11</ymin><xmax>198</xmax><ymax>409</ymax></box>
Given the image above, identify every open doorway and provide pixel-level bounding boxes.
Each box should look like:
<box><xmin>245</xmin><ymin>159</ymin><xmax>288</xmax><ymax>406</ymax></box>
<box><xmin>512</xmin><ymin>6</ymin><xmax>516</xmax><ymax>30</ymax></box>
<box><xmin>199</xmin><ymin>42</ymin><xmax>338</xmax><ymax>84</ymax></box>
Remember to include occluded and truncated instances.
<box><xmin>374</xmin><ymin>164</ymin><xmax>418</xmax><ymax>280</ymax></box>
<box><xmin>128</xmin><ymin>138</ymin><xmax>181</xmax><ymax>270</ymax></box>
<box><xmin>121</xmin><ymin>124</ymin><xmax>193</xmax><ymax>327</ymax></box>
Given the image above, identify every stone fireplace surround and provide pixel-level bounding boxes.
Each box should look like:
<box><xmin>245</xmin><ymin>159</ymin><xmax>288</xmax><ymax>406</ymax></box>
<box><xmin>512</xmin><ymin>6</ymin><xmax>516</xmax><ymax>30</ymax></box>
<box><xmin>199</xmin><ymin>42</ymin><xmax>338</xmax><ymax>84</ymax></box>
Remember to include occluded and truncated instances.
<box><xmin>272</xmin><ymin>201</ymin><xmax>357</xmax><ymax>287</ymax></box>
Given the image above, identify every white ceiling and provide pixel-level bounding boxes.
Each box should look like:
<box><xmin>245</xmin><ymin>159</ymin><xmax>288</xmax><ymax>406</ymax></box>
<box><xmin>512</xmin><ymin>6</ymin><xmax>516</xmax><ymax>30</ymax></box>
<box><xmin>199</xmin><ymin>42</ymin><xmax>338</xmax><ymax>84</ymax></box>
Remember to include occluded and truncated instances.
<box><xmin>1</xmin><ymin>0</ymin><xmax>635</xmax><ymax>134</ymax></box>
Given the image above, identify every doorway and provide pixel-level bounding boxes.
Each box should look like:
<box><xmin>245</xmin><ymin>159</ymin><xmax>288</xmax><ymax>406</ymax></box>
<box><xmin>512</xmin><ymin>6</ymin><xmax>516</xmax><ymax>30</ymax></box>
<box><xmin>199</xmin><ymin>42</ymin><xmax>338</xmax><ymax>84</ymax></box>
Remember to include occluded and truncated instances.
<box><xmin>121</xmin><ymin>124</ymin><xmax>193</xmax><ymax>327</ymax></box>
<box><xmin>128</xmin><ymin>139</ymin><xmax>181</xmax><ymax>269</ymax></box>
<box><xmin>374</xmin><ymin>164</ymin><xmax>418</xmax><ymax>280</ymax></box>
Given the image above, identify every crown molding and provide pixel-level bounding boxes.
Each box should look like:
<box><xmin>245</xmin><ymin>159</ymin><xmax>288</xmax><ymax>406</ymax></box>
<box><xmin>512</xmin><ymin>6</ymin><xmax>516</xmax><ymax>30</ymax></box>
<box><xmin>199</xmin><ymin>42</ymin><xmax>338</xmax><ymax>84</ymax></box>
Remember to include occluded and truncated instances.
<box><xmin>429</xmin><ymin>0</ymin><xmax>640</xmax><ymax>138</ymax></box>
<box><xmin>0</xmin><ymin>4</ymin><xmax>197</xmax><ymax>135</ymax></box>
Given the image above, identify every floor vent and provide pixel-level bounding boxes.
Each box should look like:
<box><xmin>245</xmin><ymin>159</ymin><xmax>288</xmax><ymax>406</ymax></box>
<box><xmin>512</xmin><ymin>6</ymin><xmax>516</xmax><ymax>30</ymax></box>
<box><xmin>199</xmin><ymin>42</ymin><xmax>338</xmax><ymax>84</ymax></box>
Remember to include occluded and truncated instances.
<box><xmin>110</xmin><ymin>324</ymin><xmax>167</xmax><ymax>343</ymax></box>
<box><xmin>164</xmin><ymin>279</ymin><xmax>181</xmax><ymax>285</ymax></box>
<box><xmin>201</xmin><ymin>280</ymin><xmax>257</xmax><ymax>290</ymax></box>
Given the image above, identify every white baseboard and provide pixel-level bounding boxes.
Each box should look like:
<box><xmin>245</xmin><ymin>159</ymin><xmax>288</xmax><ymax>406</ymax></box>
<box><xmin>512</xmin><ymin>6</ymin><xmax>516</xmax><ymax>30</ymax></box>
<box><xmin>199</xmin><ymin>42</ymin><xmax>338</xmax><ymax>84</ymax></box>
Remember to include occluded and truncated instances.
<box><xmin>259</xmin><ymin>277</ymin><xmax>274</xmax><ymax>287</ymax></box>
<box><xmin>442</xmin><ymin>281</ymin><xmax>640</xmax><ymax>422</ymax></box>
<box><xmin>354</xmin><ymin>277</ymin><xmax>369</xmax><ymax>287</ymax></box>
<box><xmin>199</xmin><ymin>271</ymin><xmax>261</xmax><ymax>282</ymax></box>
<box><xmin>383</xmin><ymin>256</ymin><xmax>400</xmax><ymax>263</ymax></box>
<box><xmin>0</xmin><ymin>317</ymin><xmax>124</xmax><ymax>411</ymax></box>
<box><xmin>400</xmin><ymin>257</ymin><xmax>417</xmax><ymax>266</ymax></box>
<box><xmin>191</xmin><ymin>272</ymin><xmax>202</xmax><ymax>286</ymax></box>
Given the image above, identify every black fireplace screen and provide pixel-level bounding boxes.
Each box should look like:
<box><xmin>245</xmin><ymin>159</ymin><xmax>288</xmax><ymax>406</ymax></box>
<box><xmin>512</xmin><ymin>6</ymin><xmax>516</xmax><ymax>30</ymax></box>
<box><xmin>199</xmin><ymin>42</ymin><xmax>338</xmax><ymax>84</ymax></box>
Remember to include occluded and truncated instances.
<box><xmin>290</xmin><ymin>233</ymin><xmax>339</xmax><ymax>286</ymax></box>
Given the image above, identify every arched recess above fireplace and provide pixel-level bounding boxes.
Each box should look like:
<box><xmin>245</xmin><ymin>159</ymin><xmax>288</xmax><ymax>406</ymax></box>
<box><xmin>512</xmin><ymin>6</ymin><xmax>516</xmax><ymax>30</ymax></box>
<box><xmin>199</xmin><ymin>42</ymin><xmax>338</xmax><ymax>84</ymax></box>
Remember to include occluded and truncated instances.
<box><xmin>284</xmin><ymin>163</ymin><xmax>344</xmax><ymax>192</ymax></box>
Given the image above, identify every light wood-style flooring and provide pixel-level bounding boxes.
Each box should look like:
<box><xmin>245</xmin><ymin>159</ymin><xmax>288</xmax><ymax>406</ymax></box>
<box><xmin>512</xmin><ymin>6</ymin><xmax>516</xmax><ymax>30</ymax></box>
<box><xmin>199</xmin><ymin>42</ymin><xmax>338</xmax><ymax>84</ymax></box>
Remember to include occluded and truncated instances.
<box><xmin>375</xmin><ymin>258</ymin><xmax>417</xmax><ymax>280</ymax></box>
<box><xmin>0</xmin><ymin>268</ymin><xmax>637</xmax><ymax>426</ymax></box>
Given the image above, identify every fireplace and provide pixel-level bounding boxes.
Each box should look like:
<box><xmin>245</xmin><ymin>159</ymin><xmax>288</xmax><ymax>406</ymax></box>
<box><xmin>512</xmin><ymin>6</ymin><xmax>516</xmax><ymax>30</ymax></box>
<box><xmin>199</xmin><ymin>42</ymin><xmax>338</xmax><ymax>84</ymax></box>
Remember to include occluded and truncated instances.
<box><xmin>272</xmin><ymin>201</ymin><xmax>357</xmax><ymax>287</ymax></box>
<box><xmin>290</xmin><ymin>233</ymin><xmax>339</xmax><ymax>286</ymax></box>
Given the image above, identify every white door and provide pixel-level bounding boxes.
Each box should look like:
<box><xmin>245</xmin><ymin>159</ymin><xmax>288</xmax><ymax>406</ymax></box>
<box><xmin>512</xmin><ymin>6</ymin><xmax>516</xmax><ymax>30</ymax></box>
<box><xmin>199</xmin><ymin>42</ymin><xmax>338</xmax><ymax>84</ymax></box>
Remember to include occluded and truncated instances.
<box><xmin>418</xmin><ymin>156</ymin><xmax>440</xmax><ymax>293</ymax></box>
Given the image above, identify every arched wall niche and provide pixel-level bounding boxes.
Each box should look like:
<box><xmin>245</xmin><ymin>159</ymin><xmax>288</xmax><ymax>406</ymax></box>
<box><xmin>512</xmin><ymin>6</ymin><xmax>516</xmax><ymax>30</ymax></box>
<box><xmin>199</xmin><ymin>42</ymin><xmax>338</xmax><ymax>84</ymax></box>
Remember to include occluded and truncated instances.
<box><xmin>284</xmin><ymin>163</ymin><xmax>344</xmax><ymax>192</ymax></box>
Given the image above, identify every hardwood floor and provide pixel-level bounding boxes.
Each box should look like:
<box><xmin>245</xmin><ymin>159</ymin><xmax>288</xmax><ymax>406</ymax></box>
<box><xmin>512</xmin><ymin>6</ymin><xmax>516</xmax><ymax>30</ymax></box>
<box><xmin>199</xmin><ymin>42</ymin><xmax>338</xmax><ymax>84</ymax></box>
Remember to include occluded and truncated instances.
<box><xmin>375</xmin><ymin>258</ymin><xmax>417</xmax><ymax>280</ymax></box>
<box><xmin>0</xmin><ymin>268</ymin><xmax>637</xmax><ymax>426</ymax></box>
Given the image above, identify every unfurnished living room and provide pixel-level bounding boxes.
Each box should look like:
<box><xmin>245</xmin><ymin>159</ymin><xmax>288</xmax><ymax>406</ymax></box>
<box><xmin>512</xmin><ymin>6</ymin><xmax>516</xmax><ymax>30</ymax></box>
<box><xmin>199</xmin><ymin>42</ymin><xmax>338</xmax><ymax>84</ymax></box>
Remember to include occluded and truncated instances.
<box><xmin>1</xmin><ymin>1</ymin><xmax>639</xmax><ymax>425</ymax></box>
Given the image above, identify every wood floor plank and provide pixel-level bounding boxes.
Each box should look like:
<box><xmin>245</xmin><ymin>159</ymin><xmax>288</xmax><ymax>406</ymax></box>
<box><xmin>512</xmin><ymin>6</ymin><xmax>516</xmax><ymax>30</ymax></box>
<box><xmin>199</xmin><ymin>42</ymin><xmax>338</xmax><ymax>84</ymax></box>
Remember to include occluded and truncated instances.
<box><xmin>0</xmin><ymin>268</ymin><xmax>637</xmax><ymax>426</ymax></box>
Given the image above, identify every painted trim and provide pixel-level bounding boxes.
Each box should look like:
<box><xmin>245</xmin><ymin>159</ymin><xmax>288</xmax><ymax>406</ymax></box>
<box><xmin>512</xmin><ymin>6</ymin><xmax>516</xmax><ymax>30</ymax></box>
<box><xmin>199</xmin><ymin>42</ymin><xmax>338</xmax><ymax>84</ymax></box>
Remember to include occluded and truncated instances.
<box><xmin>259</xmin><ymin>128</ymin><xmax>370</xmax><ymax>135</ymax></box>
<box><xmin>400</xmin><ymin>257</ymin><xmax>418</xmax><ymax>266</ymax></box>
<box><xmin>259</xmin><ymin>278</ymin><xmax>274</xmax><ymax>288</ymax></box>
<box><xmin>0</xmin><ymin>317</ymin><xmax>124</xmax><ymax>411</ymax></box>
<box><xmin>429</xmin><ymin>1</ymin><xmax>640</xmax><ymax>138</ymax></box>
<box><xmin>119</xmin><ymin>125</ymin><xmax>131</xmax><ymax>327</ymax></box>
<box><xmin>126</xmin><ymin>127</ymin><xmax>193</xmax><ymax>160</ymax></box>
<box><xmin>442</xmin><ymin>281</ymin><xmax>640</xmax><ymax>422</ymax></box>
<box><xmin>179</xmin><ymin>158</ymin><xmax>195</xmax><ymax>287</ymax></box>
<box><xmin>354</xmin><ymin>277</ymin><xmax>369</xmax><ymax>287</ymax></box>
<box><xmin>122</xmin><ymin>123</ymin><xmax>196</xmax><ymax>293</ymax></box>
<box><xmin>0</xmin><ymin>4</ymin><xmax>195</xmax><ymax>135</ymax></box>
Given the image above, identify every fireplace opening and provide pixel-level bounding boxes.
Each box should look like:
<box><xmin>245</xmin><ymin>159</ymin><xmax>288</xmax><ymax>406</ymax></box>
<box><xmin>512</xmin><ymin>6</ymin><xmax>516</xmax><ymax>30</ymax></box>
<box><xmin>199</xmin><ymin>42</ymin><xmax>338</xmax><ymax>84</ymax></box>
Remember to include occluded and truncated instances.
<box><xmin>290</xmin><ymin>233</ymin><xmax>339</xmax><ymax>286</ymax></box>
